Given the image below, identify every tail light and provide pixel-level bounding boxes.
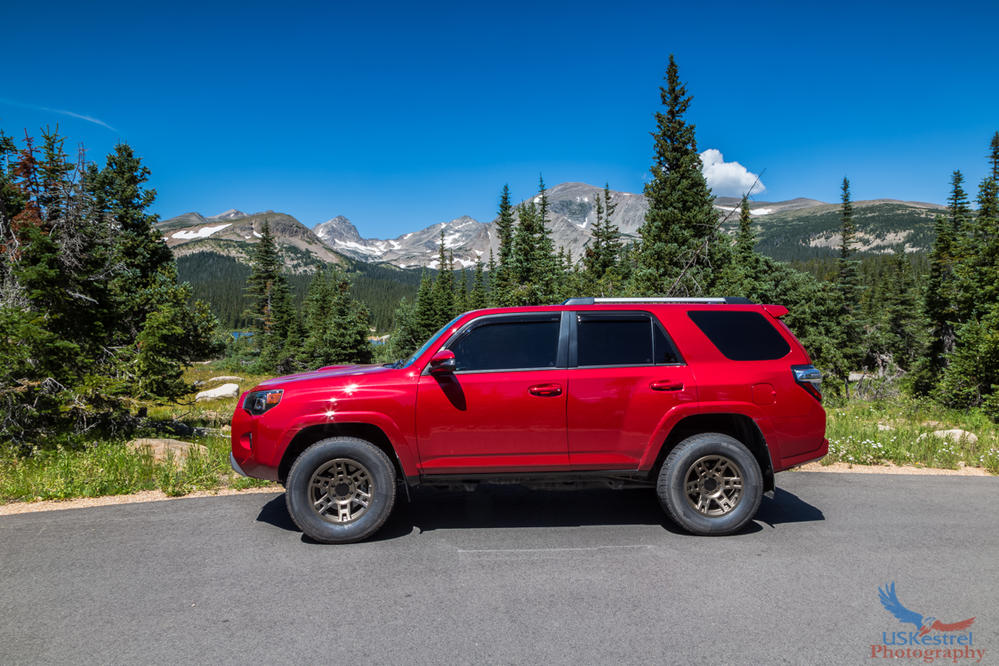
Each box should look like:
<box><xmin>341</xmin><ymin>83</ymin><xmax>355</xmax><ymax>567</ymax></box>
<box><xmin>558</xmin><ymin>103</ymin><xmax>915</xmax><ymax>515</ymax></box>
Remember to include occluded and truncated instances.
<box><xmin>792</xmin><ymin>365</ymin><xmax>822</xmax><ymax>402</ymax></box>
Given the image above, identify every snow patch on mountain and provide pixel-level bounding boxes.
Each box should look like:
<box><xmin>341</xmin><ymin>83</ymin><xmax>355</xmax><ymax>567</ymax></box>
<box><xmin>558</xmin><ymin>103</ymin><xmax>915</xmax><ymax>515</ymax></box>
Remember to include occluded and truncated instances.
<box><xmin>172</xmin><ymin>223</ymin><xmax>232</xmax><ymax>240</ymax></box>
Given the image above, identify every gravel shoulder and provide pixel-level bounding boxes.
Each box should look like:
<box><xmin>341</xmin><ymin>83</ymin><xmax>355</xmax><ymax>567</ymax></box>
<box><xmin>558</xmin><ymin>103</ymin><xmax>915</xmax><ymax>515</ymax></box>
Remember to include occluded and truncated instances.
<box><xmin>0</xmin><ymin>485</ymin><xmax>280</xmax><ymax>516</ymax></box>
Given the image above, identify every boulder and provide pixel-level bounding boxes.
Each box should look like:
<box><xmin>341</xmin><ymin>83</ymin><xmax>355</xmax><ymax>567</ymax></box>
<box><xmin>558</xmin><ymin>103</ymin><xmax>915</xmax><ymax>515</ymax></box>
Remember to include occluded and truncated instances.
<box><xmin>207</xmin><ymin>375</ymin><xmax>243</xmax><ymax>384</ymax></box>
<box><xmin>916</xmin><ymin>429</ymin><xmax>978</xmax><ymax>445</ymax></box>
<box><xmin>195</xmin><ymin>383</ymin><xmax>240</xmax><ymax>401</ymax></box>
<box><xmin>877</xmin><ymin>423</ymin><xmax>894</xmax><ymax>432</ymax></box>
<box><xmin>126</xmin><ymin>438</ymin><xmax>208</xmax><ymax>465</ymax></box>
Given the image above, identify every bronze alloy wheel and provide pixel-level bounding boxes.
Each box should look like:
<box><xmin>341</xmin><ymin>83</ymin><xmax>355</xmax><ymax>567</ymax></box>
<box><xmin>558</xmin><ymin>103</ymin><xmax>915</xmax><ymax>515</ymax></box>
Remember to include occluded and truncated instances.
<box><xmin>683</xmin><ymin>454</ymin><xmax>744</xmax><ymax>517</ymax></box>
<box><xmin>308</xmin><ymin>458</ymin><xmax>373</xmax><ymax>524</ymax></box>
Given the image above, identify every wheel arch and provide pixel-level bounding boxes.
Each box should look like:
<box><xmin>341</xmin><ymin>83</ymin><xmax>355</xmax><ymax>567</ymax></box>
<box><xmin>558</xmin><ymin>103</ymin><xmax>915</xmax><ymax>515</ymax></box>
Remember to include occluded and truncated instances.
<box><xmin>278</xmin><ymin>422</ymin><xmax>407</xmax><ymax>485</ymax></box>
<box><xmin>649</xmin><ymin>413</ymin><xmax>775</xmax><ymax>492</ymax></box>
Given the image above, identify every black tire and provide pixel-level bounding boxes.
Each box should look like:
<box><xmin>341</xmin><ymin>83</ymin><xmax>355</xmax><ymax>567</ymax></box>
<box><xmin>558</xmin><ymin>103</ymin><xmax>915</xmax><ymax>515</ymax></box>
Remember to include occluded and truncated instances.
<box><xmin>656</xmin><ymin>433</ymin><xmax>762</xmax><ymax>536</ymax></box>
<box><xmin>285</xmin><ymin>437</ymin><xmax>397</xmax><ymax>544</ymax></box>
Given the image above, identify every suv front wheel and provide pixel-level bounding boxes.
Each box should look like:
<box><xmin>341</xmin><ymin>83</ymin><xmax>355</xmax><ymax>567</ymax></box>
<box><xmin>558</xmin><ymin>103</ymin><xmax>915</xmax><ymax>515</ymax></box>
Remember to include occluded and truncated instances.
<box><xmin>286</xmin><ymin>437</ymin><xmax>397</xmax><ymax>544</ymax></box>
<box><xmin>657</xmin><ymin>433</ymin><xmax>762</xmax><ymax>536</ymax></box>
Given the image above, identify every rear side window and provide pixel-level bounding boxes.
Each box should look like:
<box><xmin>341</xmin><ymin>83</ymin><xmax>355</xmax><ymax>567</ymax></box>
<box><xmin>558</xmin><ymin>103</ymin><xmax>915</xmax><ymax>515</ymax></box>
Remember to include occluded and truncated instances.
<box><xmin>688</xmin><ymin>310</ymin><xmax>790</xmax><ymax>361</ymax></box>
<box><xmin>576</xmin><ymin>314</ymin><xmax>682</xmax><ymax>366</ymax></box>
<box><xmin>449</xmin><ymin>317</ymin><xmax>560</xmax><ymax>371</ymax></box>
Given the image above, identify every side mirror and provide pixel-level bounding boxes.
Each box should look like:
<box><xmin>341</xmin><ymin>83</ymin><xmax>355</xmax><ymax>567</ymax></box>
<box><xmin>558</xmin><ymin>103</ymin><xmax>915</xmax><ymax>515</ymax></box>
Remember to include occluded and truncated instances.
<box><xmin>428</xmin><ymin>349</ymin><xmax>456</xmax><ymax>375</ymax></box>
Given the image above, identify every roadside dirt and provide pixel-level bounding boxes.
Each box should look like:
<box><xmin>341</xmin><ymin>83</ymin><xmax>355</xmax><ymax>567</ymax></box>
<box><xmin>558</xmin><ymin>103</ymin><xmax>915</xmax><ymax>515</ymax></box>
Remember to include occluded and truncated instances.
<box><xmin>0</xmin><ymin>485</ymin><xmax>281</xmax><ymax>516</ymax></box>
<box><xmin>1</xmin><ymin>462</ymin><xmax>993</xmax><ymax>516</ymax></box>
<box><xmin>792</xmin><ymin>461</ymin><xmax>992</xmax><ymax>476</ymax></box>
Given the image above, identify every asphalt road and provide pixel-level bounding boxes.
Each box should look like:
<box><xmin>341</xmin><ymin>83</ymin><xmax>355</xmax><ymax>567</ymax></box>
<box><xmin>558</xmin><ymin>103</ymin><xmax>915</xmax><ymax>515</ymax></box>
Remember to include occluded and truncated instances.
<box><xmin>1</xmin><ymin>472</ymin><xmax>997</xmax><ymax>665</ymax></box>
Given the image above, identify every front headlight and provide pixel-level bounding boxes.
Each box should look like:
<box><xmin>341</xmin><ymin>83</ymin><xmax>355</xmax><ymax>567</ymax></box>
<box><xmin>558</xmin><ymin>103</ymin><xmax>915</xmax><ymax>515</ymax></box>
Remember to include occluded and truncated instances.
<box><xmin>243</xmin><ymin>389</ymin><xmax>284</xmax><ymax>415</ymax></box>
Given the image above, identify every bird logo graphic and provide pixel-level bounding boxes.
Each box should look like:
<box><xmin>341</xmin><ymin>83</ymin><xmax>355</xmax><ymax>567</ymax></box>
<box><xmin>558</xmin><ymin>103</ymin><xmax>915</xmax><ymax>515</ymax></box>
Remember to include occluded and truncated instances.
<box><xmin>878</xmin><ymin>582</ymin><xmax>975</xmax><ymax>637</ymax></box>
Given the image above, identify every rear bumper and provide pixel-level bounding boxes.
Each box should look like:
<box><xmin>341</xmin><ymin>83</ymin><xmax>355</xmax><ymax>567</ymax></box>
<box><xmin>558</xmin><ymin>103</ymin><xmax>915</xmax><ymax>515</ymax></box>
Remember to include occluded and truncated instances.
<box><xmin>776</xmin><ymin>438</ymin><xmax>829</xmax><ymax>471</ymax></box>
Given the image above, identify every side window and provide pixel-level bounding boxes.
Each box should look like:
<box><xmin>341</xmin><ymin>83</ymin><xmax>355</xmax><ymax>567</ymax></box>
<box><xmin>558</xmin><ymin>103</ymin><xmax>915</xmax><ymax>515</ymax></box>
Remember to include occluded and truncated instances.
<box><xmin>577</xmin><ymin>315</ymin><xmax>654</xmax><ymax>366</ymax></box>
<box><xmin>653</xmin><ymin>321</ymin><xmax>682</xmax><ymax>364</ymax></box>
<box><xmin>688</xmin><ymin>310</ymin><xmax>791</xmax><ymax>361</ymax></box>
<box><xmin>449</xmin><ymin>317</ymin><xmax>560</xmax><ymax>372</ymax></box>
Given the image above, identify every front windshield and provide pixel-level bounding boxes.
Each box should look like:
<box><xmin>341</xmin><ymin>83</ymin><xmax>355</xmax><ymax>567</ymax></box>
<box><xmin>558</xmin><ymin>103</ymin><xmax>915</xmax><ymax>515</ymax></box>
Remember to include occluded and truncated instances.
<box><xmin>400</xmin><ymin>315</ymin><xmax>463</xmax><ymax>368</ymax></box>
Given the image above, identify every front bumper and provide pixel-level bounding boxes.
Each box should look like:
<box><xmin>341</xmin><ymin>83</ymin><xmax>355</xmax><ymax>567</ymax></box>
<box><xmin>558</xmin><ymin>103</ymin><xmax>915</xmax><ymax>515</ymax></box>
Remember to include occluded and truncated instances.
<box><xmin>230</xmin><ymin>451</ymin><xmax>248</xmax><ymax>477</ymax></box>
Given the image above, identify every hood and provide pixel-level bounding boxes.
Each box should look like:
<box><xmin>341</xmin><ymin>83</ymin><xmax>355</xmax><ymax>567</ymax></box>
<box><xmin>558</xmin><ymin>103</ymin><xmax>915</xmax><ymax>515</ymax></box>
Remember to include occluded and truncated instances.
<box><xmin>256</xmin><ymin>364</ymin><xmax>394</xmax><ymax>387</ymax></box>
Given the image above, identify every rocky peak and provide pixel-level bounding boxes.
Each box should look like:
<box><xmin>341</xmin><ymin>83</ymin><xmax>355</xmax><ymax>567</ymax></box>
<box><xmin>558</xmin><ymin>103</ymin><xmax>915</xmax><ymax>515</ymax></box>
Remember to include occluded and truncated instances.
<box><xmin>314</xmin><ymin>215</ymin><xmax>363</xmax><ymax>244</ymax></box>
<box><xmin>208</xmin><ymin>209</ymin><xmax>247</xmax><ymax>221</ymax></box>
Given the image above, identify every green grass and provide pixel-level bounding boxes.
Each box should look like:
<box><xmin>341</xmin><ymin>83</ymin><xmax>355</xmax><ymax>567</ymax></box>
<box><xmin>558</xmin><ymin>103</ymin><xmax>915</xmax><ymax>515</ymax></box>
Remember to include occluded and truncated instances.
<box><xmin>0</xmin><ymin>363</ymin><xmax>278</xmax><ymax>505</ymax></box>
<box><xmin>823</xmin><ymin>396</ymin><xmax>999</xmax><ymax>473</ymax></box>
<box><xmin>0</xmin><ymin>432</ymin><xmax>275</xmax><ymax>503</ymax></box>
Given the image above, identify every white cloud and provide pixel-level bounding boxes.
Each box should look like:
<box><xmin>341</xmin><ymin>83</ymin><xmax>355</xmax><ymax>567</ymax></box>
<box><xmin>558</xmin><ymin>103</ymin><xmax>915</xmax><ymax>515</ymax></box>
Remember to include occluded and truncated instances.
<box><xmin>699</xmin><ymin>149</ymin><xmax>765</xmax><ymax>197</ymax></box>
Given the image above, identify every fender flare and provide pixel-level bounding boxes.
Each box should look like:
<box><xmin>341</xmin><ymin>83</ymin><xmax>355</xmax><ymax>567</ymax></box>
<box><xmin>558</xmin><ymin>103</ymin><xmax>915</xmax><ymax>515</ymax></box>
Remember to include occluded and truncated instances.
<box><xmin>277</xmin><ymin>410</ymin><xmax>420</xmax><ymax>478</ymax></box>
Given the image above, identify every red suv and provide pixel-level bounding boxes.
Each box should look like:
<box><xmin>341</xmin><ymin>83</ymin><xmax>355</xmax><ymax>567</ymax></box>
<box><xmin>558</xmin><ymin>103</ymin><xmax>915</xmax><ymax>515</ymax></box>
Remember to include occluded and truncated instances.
<box><xmin>230</xmin><ymin>297</ymin><xmax>827</xmax><ymax>543</ymax></box>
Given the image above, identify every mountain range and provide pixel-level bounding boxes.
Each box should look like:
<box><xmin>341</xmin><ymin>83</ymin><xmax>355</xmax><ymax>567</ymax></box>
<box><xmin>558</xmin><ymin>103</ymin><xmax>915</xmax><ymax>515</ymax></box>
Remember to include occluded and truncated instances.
<box><xmin>158</xmin><ymin>181</ymin><xmax>945</xmax><ymax>271</ymax></box>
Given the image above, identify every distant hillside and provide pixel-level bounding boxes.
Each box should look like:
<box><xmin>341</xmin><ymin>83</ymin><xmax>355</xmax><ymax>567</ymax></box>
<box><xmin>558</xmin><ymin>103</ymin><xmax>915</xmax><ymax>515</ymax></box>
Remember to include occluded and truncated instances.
<box><xmin>175</xmin><ymin>251</ymin><xmax>422</xmax><ymax>331</ymax></box>
<box><xmin>158</xmin><ymin>210</ymin><xmax>344</xmax><ymax>271</ymax></box>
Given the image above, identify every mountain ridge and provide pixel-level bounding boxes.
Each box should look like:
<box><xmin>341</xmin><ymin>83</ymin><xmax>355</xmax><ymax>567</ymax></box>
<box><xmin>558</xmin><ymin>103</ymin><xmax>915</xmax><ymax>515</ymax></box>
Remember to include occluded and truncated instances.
<box><xmin>159</xmin><ymin>182</ymin><xmax>945</xmax><ymax>270</ymax></box>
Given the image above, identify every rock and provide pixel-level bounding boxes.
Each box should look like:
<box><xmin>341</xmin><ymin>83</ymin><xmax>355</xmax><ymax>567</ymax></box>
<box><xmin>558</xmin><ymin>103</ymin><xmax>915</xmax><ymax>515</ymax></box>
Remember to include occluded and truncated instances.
<box><xmin>916</xmin><ymin>429</ymin><xmax>978</xmax><ymax>445</ymax></box>
<box><xmin>877</xmin><ymin>423</ymin><xmax>894</xmax><ymax>431</ymax></box>
<box><xmin>195</xmin><ymin>383</ymin><xmax>239</xmax><ymax>401</ymax></box>
<box><xmin>848</xmin><ymin>372</ymin><xmax>867</xmax><ymax>382</ymax></box>
<box><xmin>126</xmin><ymin>438</ymin><xmax>208</xmax><ymax>466</ymax></box>
<box><xmin>207</xmin><ymin>375</ymin><xmax>243</xmax><ymax>384</ymax></box>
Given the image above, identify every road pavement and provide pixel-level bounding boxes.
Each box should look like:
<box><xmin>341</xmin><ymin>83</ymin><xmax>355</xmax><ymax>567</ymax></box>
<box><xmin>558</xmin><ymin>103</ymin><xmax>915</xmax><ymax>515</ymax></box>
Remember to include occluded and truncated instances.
<box><xmin>1</xmin><ymin>472</ymin><xmax>996</xmax><ymax>664</ymax></box>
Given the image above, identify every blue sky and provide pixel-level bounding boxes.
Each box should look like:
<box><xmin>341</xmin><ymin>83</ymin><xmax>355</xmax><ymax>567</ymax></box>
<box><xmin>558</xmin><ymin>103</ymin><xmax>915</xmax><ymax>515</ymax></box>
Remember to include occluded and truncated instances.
<box><xmin>2</xmin><ymin>0</ymin><xmax>997</xmax><ymax>237</ymax></box>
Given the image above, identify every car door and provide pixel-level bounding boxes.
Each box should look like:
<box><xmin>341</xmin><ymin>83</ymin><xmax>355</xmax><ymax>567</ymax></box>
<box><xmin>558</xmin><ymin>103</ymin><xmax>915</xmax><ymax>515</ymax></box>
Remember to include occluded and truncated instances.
<box><xmin>416</xmin><ymin>312</ymin><xmax>569</xmax><ymax>474</ymax></box>
<box><xmin>566</xmin><ymin>311</ymin><xmax>697</xmax><ymax>468</ymax></box>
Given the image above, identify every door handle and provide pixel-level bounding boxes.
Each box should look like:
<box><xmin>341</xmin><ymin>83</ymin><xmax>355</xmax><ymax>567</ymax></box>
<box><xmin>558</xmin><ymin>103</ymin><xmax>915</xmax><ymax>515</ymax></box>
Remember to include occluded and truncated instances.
<box><xmin>528</xmin><ymin>383</ymin><xmax>562</xmax><ymax>397</ymax></box>
<box><xmin>650</xmin><ymin>380</ymin><xmax>684</xmax><ymax>392</ymax></box>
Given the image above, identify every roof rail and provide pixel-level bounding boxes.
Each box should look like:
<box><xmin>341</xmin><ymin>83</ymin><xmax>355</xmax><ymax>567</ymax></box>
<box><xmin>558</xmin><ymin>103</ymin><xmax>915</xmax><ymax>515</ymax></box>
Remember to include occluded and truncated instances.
<box><xmin>562</xmin><ymin>297</ymin><xmax>753</xmax><ymax>305</ymax></box>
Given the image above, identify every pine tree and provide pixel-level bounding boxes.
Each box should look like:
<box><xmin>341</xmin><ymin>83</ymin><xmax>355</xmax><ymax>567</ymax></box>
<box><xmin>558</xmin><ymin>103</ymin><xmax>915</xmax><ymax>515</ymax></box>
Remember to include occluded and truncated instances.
<box><xmin>865</xmin><ymin>248</ymin><xmax>922</xmax><ymax>372</ymax></box>
<box><xmin>507</xmin><ymin>178</ymin><xmax>558</xmax><ymax>305</ymax></box>
<box><xmin>584</xmin><ymin>183</ymin><xmax>622</xmax><ymax>281</ymax></box>
<box><xmin>97</xmin><ymin>143</ymin><xmax>176</xmax><ymax>339</ymax></box>
<box><xmin>735</xmin><ymin>195</ymin><xmax>755</xmax><ymax>265</ymax></box>
<box><xmin>413</xmin><ymin>272</ymin><xmax>438</xmax><ymax>343</ymax></box>
<box><xmin>256</xmin><ymin>276</ymin><xmax>299</xmax><ymax>373</ymax></box>
<box><xmin>469</xmin><ymin>258</ymin><xmax>487</xmax><ymax>309</ymax></box>
<box><xmin>1</xmin><ymin>129</ymin><xmax>220</xmax><ymax>443</ymax></box>
<box><xmin>387</xmin><ymin>297</ymin><xmax>420</xmax><ymax>361</ymax></box>
<box><xmin>300</xmin><ymin>265</ymin><xmax>372</xmax><ymax>367</ymax></box>
<box><xmin>485</xmin><ymin>248</ymin><xmax>497</xmax><ymax>305</ymax></box>
<box><xmin>431</xmin><ymin>229</ymin><xmax>455</xmax><ymax>323</ymax></box>
<box><xmin>245</xmin><ymin>220</ymin><xmax>283</xmax><ymax>338</ymax></box>
<box><xmin>990</xmin><ymin>131</ymin><xmax>999</xmax><ymax>183</ymax></box>
<box><xmin>494</xmin><ymin>184</ymin><xmax>516</xmax><ymax>301</ymax></box>
<box><xmin>457</xmin><ymin>266</ymin><xmax>469</xmax><ymax>313</ymax></box>
<box><xmin>914</xmin><ymin>214</ymin><xmax>958</xmax><ymax>394</ymax></box>
<box><xmin>635</xmin><ymin>55</ymin><xmax>721</xmax><ymax>296</ymax></box>
<box><xmin>836</xmin><ymin>177</ymin><xmax>863</xmax><ymax>380</ymax></box>
<box><xmin>971</xmin><ymin>169</ymin><xmax>999</xmax><ymax>311</ymax></box>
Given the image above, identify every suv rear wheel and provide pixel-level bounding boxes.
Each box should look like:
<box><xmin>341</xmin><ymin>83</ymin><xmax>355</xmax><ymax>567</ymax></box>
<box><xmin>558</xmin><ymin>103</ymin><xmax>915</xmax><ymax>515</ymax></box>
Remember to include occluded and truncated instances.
<box><xmin>286</xmin><ymin>437</ymin><xmax>397</xmax><ymax>544</ymax></box>
<box><xmin>657</xmin><ymin>433</ymin><xmax>762</xmax><ymax>535</ymax></box>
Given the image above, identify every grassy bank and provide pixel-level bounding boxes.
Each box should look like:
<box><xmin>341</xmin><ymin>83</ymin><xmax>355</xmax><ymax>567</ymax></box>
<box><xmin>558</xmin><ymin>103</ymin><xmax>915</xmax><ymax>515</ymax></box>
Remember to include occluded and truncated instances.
<box><xmin>822</xmin><ymin>396</ymin><xmax>999</xmax><ymax>473</ymax></box>
<box><xmin>0</xmin><ymin>365</ymin><xmax>276</xmax><ymax>504</ymax></box>
<box><xmin>0</xmin><ymin>434</ymin><xmax>273</xmax><ymax>502</ymax></box>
